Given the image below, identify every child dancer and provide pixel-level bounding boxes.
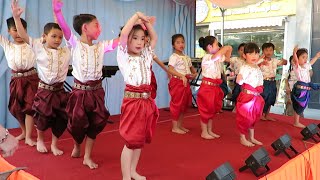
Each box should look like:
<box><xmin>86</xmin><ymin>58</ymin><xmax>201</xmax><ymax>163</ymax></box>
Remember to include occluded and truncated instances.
<box><xmin>53</xmin><ymin>0</ymin><xmax>118</xmax><ymax>168</ymax></box>
<box><xmin>259</xmin><ymin>43</ymin><xmax>287</xmax><ymax>121</ymax></box>
<box><xmin>0</xmin><ymin>16</ymin><xmax>38</xmax><ymax>146</ymax></box>
<box><xmin>197</xmin><ymin>36</ymin><xmax>232</xmax><ymax>139</ymax></box>
<box><xmin>118</xmin><ymin>12</ymin><xmax>159</xmax><ymax>180</ymax></box>
<box><xmin>236</xmin><ymin>43</ymin><xmax>264</xmax><ymax>147</ymax></box>
<box><xmin>291</xmin><ymin>46</ymin><xmax>320</xmax><ymax>128</ymax></box>
<box><xmin>12</xmin><ymin>0</ymin><xmax>70</xmax><ymax>155</ymax></box>
<box><xmin>168</xmin><ymin>34</ymin><xmax>197</xmax><ymax>134</ymax></box>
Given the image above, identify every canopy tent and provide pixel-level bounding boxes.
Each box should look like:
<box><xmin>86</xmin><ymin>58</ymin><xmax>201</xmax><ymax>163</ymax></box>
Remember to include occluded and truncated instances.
<box><xmin>209</xmin><ymin>0</ymin><xmax>264</xmax><ymax>44</ymax></box>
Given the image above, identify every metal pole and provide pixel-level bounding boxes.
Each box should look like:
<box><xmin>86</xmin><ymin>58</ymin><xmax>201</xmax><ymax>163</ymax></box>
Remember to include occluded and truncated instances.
<box><xmin>219</xmin><ymin>8</ymin><xmax>225</xmax><ymax>45</ymax></box>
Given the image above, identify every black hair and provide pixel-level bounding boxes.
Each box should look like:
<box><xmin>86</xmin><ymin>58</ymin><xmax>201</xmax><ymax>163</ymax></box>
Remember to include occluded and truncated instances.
<box><xmin>238</xmin><ymin>43</ymin><xmax>246</xmax><ymax>50</ymax></box>
<box><xmin>198</xmin><ymin>36</ymin><xmax>216</xmax><ymax>51</ymax></box>
<box><xmin>172</xmin><ymin>34</ymin><xmax>185</xmax><ymax>46</ymax></box>
<box><xmin>243</xmin><ymin>42</ymin><xmax>260</xmax><ymax>54</ymax></box>
<box><xmin>218</xmin><ymin>42</ymin><xmax>222</xmax><ymax>48</ymax></box>
<box><xmin>43</xmin><ymin>23</ymin><xmax>62</xmax><ymax>35</ymax></box>
<box><xmin>128</xmin><ymin>25</ymin><xmax>147</xmax><ymax>39</ymax></box>
<box><xmin>296</xmin><ymin>48</ymin><xmax>308</xmax><ymax>58</ymax></box>
<box><xmin>6</xmin><ymin>17</ymin><xmax>27</xmax><ymax>30</ymax></box>
<box><xmin>73</xmin><ymin>14</ymin><xmax>96</xmax><ymax>35</ymax></box>
<box><xmin>287</xmin><ymin>55</ymin><xmax>294</xmax><ymax>80</ymax></box>
<box><xmin>262</xmin><ymin>42</ymin><xmax>275</xmax><ymax>50</ymax></box>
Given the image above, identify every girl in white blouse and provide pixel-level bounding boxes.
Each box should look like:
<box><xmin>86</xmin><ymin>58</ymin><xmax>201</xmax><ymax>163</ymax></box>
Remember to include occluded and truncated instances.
<box><xmin>291</xmin><ymin>46</ymin><xmax>320</xmax><ymax>128</ymax></box>
<box><xmin>167</xmin><ymin>34</ymin><xmax>198</xmax><ymax>134</ymax></box>
<box><xmin>236</xmin><ymin>43</ymin><xmax>265</xmax><ymax>147</ymax></box>
<box><xmin>118</xmin><ymin>12</ymin><xmax>158</xmax><ymax>180</ymax></box>
<box><xmin>197</xmin><ymin>36</ymin><xmax>232</xmax><ymax>139</ymax></box>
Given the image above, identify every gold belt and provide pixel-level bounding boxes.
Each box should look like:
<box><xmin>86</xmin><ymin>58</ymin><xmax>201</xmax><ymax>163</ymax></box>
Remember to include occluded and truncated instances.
<box><xmin>264</xmin><ymin>77</ymin><xmax>275</xmax><ymax>81</ymax></box>
<box><xmin>38</xmin><ymin>82</ymin><xmax>63</xmax><ymax>91</ymax></box>
<box><xmin>242</xmin><ymin>89</ymin><xmax>260</xmax><ymax>96</ymax></box>
<box><xmin>74</xmin><ymin>83</ymin><xmax>102</xmax><ymax>91</ymax></box>
<box><xmin>202</xmin><ymin>80</ymin><xmax>219</xmax><ymax>86</ymax></box>
<box><xmin>296</xmin><ymin>85</ymin><xmax>311</xmax><ymax>90</ymax></box>
<box><xmin>124</xmin><ymin>91</ymin><xmax>150</xmax><ymax>99</ymax></box>
<box><xmin>12</xmin><ymin>69</ymin><xmax>37</xmax><ymax>77</ymax></box>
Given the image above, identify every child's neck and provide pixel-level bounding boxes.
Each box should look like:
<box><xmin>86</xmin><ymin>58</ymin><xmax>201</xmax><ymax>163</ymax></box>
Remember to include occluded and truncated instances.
<box><xmin>264</xmin><ymin>56</ymin><xmax>271</xmax><ymax>61</ymax></box>
<box><xmin>13</xmin><ymin>41</ymin><xmax>25</xmax><ymax>45</ymax></box>
<box><xmin>174</xmin><ymin>50</ymin><xmax>184</xmax><ymax>56</ymax></box>
<box><xmin>45</xmin><ymin>44</ymin><xmax>58</xmax><ymax>50</ymax></box>
<box><xmin>247</xmin><ymin>62</ymin><xmax>257</xmax><ymax>68</ymax></box>
<box><xmin>80</xmin><ymin>34</ymin><xmax>94</xmax><ymax>46</ymax></box>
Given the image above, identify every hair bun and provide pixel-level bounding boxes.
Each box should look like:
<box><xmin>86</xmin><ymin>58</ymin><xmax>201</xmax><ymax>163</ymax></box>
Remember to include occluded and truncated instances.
<box><xmin>198</xmin><ymin>37</ymin><xmax>205</xmax><ymax>48</ymax></box>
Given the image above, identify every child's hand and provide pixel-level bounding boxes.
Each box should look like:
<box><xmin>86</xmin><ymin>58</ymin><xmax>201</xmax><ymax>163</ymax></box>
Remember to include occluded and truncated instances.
<box><xmin>191</xmin><ymin>73</ymin><xmax>198</xmax><ymax>80</ymax></box>
<box><xmin>230</xmin><ymin>71</ymin><xmax>235</xmax><ymax>77</ymax></box>
<box><xmin>134</xmin><ymin>19</ymin><xmax>147</xmax><ymax>30</ymax></box>
<box><xmin>260</xmin><ymin>54</ymin><xmax>265</xmax><ymax>60</ymax></box>
<box><xmin>293</xmin><ymin>45</ymin><xmax>299</xmax><ymax>54</ymax></box>
<box><xmin>148</xmin><ymin>16</ymin><xmax>156</xmax><ymax>26</ymax></box>
<box><xmin>11</xmin><ymin>0</ymin><xmax>23</xmax><ymax>18</ymax></box>
<box><xmin>136</xmin><ymin>12</ymin><xmax>149</xmax><ymax>23</ymax></box>
<box><xmin>181</xmin><ymin>76</ymin><xmax>188</xmax><ymax>87</ymax></box>
<box><xmin>316</xmin><ymin>52</ymin><xmax>320</xmax><ymax>58</ymax></box>
<box><xmin>52</xmin><ymin>0</ymin><xmax>63</xmax><ymax>13</ymax></box>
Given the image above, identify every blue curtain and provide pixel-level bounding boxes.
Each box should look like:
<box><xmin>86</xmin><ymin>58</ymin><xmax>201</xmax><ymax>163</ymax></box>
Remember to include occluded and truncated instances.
<box><xmin>0</xmin><ymin>0</ymin><xmax>195</xmax><ymax>128</ymax></box>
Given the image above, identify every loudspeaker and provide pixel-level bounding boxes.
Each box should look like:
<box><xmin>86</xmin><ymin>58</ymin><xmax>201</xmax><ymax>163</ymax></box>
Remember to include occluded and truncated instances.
<box><xmin>239</xmin><ymin>147</ymin><xmax>271</xmax><ymax>177</ymax></box>
<box><xmin>300</xmin><ymin>124</ymin><xmax>320</xmax><ymax>142</ymax></box>
<box><xmin>206</xmin><ymin>162</ymin><xmax>236</xmax><ymax>180</ymax></box>
<box><xmin>271</xmin><ymin>134</ymin><xmax>298</xmax><ymax>159</ymax></box>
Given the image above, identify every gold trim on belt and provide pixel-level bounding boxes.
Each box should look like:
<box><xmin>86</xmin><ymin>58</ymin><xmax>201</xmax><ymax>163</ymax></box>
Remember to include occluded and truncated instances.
<box><xmin>38</xmin><ymin>82</ymin><xmax>63</xmax><ymax>91</ymax></box>
<box><xmin>12</xmin><ymin>69</ymin><xmax>37</xmax><ymax>77</ymax></box>
<box><xmin>124</xmin><ymin>91</ymin><xmax>150</xmax><ymax>99</ymax></box>
<box><xmin>242</xmin><ymin>89</ymin><xmax>260</xmax><ymax>96</ymax></box>
<box><xmin>202</xmin><ymin>80</ymin><xmax>219</xmax><ymax>86</ymax></box>
<box><xmin>74</xmin><ymin>83</ymin><xmax>102</xmax><ymax>91</ymax></box>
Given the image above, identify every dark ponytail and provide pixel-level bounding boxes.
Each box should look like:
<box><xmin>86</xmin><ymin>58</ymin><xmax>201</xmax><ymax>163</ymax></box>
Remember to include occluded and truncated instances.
<box><xmin>198</xmin><ymin>36</ymin><xmax>216</xmax><ymax>51</ymax></box>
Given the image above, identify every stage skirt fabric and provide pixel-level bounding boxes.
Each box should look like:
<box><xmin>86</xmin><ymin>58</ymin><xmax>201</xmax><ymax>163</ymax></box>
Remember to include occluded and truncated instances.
<box><xmin>33</xmin><ymin>82</ymin><xmax>69</xmax><ymax>138</ymax></box>
<box><xmin>120</xmin><ymin>84</ymin><xmax>159</xmax><ymax>149</ymax></box>
<box><xmin>150</xmin><ymin>68</ymin><xmax>157</xmax><ymax>99</ymax></box>
<box><xmin>168</xmin><ymin>77</ymin><xmax>192</xmax><ymax>120</ymax></box>
<box><xmin>197</xmin><ymin>78</ymin><xmax>224</xmax><ymax>124</ymax></box>
<box><xmin>8</xmin><ymin>69</ymin><xmax>39</xmax><ymax>124</ymax></box>
<box><xmin>66</xmin><ymin>79</ymin><xmax>110</xmax><ymax>144</ymax></box>
<box><xmin>261</xmin><ymin>80</ymin><xmax>277</xmax><ymax>113</ymax></box>
<box><xmin>291</xmin><ymin>81</ymin><xmax>320</xmax><ymax>115</ymax></box>
<box><xmin>236</xmin><ymin>84</ymin><xmax>264</xmax><ymax>134</ymax></box>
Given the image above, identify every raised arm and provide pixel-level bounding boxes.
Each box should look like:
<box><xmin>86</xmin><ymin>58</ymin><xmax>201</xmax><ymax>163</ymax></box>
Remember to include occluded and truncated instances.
<box><xmin>153</xmin><ymin>54</ymin><xmax>168</xmax><ymax>72</ymax></box>
<box><xmin>292</xmin><ymin>46</ymin><xmax>299</xmax><ymax>68</ymax></box>
<box><xmin>11</xmin><ymin>0</ymin><xmax>29</xmax><ymax>44</ymax></box>
<box><xmin>119</xmin><ymin>12</ymin><xmax>149</xmax><ymax>47</ymax></box>
<box><xmin>144</xmin><ymin>17</ymin><xmax>157</xmax><ymax>49</ymax></box>
<box><xmin>210</xmin><ymin>46</ymin><xmax>232</xmax><ymax>62</ymax></box>
<box><xmin>277</xmin><ymin>58</ymin><xmax>288</xmax><ymax>66</ymax></box>
<box><xmin>52</xmin><ymin>0</ymin><xmax>71</xmax><ymax>40</ymax></box>
<box><xmin>310</xmin><ymin>51</ymin><xmax>320</xmax><ymax>65</ymax></box>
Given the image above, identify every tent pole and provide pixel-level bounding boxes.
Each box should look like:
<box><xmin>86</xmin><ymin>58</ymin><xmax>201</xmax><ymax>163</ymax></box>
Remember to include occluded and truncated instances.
<box><xmin>219</xmin><ymin>8</ymin><xmax>226</xmax><ymax>45</ymax></box>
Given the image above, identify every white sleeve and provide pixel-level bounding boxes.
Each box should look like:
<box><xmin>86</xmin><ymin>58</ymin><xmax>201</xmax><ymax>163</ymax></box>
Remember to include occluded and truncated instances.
<box><xmin>117</xmin><ymin>44</ymin><xmax>129</xmax><ymax>74</ymax></box>
<box><xmin>142</xmin><ymin>45</ymin><xmax>154</xmax><ymax>65</ymax></box>
<box><xmin>239</xmin><ymin>66</ymin><xmax>248</xmax><ymax>81</ymax></box>
<box><xmin>66</xmin><ymin>33</ymin><xmax>77</xmax><ymax>49</ymax></box>
<box><xmin>28</xmin><ymin>37</ymin><xmax>42</xmax><ymax>51</ymax></box>
<box><xmin>102</xmin><ymin>39</ymin><xmax>114</xmax><ymax>53</ymax></box>
<box><xmin>0</xmin><ymin>35</ymin><xmax>10</xmax><ymax>51</ymax></box>
<box><xmin>187</xmin><ymin>56</ymin><xmax>192</xmax><ymax>67</ymax></box>
<box><xmin>168</xmin><ymin>54</ymin><xmax>177</xmax><ymax>67</ymax></box>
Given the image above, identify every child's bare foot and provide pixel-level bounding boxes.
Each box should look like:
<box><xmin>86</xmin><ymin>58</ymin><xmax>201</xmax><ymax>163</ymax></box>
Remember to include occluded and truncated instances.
<box><xmin>266</xmin><ymin>116</ymin><xmax>276</xmax><ymax>121</ymax></box>
<box><xmin>179</xmin><ymin>126</ymin><xmax>189</xmax><ymax>132</ymax></box>
<box><xmin>25</xmin><ymin>138</ymin><xmax>36</xmax><ymax>147</ymax></box>
<box><xmin>260</xmin><ymin>116</ymin><xmax>268</xmax><ymax>121</ymax></box>
<box><xmin>208</xmin><ymin>131</ymin><xmax>220</xmax><ymax>138</ymax></box>
<box><xmin>240</xmin><ymin>138</ymin><xmax>255</xmax><ymax>147</ymax></box>
<box><xmin>83</xmin><ymin>158</ymin><xmax>98</xmax><ymax>169</ymax></box>
<box><xmin>37</xmin><ymin>140</ymin><xmax>48</xmax><ymax>153</ymax></box>
<box><xmin>71</xmin><ymin>145</ymin><xmax>81</xmax><ymax>158</ymax></box>
<box><xmin>131</xmin><ymin>171</ymin><xmax>146</xmax><ymax>180</ymax></box>
<box><xmin>15</xmin><ymin>133</ymin><xmax>25</xmax><ymax>141</ymax></box>
<box><xmin>293</xmin><ymin>122</ymin><xmax>306</xmax><ymax>128</ymax></box>
<box><xmin>201</xmin><ymin>132</ymin><xmax>215</xmax><ymax>140</ymax></box>
<box><xmin>51</xmin><ymin>144</ymin><xmax>63</xmax><ymax>156</ymax></box>
<box><xmin>250</xmin><ymin>138</ymin><xmax>263</xmax><ymax>145</ymax></box>
<box><xmin>172</xmin><ymin>128</ymin><xmax>186</xmax><ymax>134</ymax></box>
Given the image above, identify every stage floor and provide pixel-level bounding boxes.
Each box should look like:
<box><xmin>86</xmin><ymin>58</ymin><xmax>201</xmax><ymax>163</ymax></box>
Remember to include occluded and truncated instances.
<box><xmin>6</xmin><ymin>108</ymin><xmax>319</xmax><ymax>180</ymax></box>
